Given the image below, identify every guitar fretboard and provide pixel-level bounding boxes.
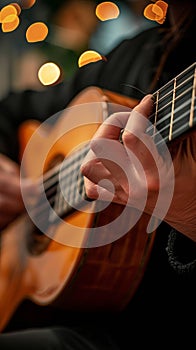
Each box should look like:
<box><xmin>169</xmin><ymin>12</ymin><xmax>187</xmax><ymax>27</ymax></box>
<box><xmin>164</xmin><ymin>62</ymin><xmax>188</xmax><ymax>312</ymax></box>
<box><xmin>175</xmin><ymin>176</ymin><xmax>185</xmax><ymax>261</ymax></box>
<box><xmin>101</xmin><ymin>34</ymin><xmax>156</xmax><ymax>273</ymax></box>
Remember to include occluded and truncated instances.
<box><xmin>147</xmin><ymin>61</ymin><xmax>196</xmax><ymax>147</ymax></box>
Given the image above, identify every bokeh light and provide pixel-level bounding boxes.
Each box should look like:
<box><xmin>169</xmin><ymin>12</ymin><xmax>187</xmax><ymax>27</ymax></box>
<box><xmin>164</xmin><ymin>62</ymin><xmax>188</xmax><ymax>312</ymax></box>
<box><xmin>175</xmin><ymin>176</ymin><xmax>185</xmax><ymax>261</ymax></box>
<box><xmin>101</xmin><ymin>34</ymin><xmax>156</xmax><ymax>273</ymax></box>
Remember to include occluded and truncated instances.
<box><xmin>26</xmin><ymin>22</ymin><xmax>49</xmax><ymax>43</ymax></box>
<box><xmin>2</xmin><ymin>14</ymin><xmax>20</xmax><ymax>32</ymax></box>
<box><xmin>0</xmin><ymin>4</ymin><xmax>18</xmax><ymax>22</ymax></box>
<box><xmin>38</xmin><ymin>62</ymin><xmax>61</xmax><ymax>86</ymax></box>
<box><xmin>95</xmin><ymin>1</ymin><xmax>120</xmax><ymax>21</ymax></box>
<box><xmin>143</xmin><ymin>1</ymin><xmax>168</xmax><ymax>24</ymax></box>
<box><xmin>0</xmin><ymin>3</ymin><xmax>22</xmax><ymax>32</ymax></box>
<box><xmin>78</xmin><ymin>50</ymin><xmax>104</xmax><ymax>68</ymax></box>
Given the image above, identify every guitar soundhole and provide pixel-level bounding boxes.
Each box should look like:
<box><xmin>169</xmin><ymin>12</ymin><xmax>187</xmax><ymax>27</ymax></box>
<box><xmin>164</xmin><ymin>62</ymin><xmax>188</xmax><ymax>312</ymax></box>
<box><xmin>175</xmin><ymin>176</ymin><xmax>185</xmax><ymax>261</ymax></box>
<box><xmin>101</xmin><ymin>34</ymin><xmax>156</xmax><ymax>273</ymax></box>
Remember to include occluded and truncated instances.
<box><xmin>25</xmin><ymin>216</ymin><xmax>51</xmax><ymax>255</ymax></box>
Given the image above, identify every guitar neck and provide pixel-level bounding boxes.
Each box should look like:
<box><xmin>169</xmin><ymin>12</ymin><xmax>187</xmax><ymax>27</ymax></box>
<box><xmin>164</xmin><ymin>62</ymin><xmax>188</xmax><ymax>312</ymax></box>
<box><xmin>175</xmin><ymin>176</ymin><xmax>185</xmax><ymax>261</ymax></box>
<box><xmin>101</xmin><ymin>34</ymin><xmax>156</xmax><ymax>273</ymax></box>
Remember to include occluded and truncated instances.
<box><xmin>147</xmin><ymin>61</ymin><xmax>196</xmax><ymax>147</ymax></box>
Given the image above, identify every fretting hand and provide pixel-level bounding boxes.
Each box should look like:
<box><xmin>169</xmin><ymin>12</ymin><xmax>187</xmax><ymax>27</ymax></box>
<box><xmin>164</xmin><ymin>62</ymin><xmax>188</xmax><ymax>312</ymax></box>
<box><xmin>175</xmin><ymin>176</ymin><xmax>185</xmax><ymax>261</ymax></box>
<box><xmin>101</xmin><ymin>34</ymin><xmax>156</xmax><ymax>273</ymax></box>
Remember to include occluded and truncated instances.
<box><xmin>81</xmin><ymin>95</ymin><xmax>196</xmax><ymax>242</ymax></box>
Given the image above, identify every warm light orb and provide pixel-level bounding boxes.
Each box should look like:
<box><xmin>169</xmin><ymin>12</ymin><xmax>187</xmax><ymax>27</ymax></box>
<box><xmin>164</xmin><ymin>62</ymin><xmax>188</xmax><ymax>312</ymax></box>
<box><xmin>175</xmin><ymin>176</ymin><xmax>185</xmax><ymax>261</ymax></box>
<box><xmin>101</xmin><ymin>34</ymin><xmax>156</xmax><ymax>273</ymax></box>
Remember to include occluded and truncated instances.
<box><xmin>0</xmin><ymin>4</ymin><xmax>18</xmax><ymax>22</ymax></box>
<box><xmin>2</xmin><ymin>14</ymin><xmax>18</xmax><ymax>23</ymax></box>
<box><xmin>26</xmin><ymin>22</ymin><xmax>48</xmax><ymax>43</ymax></box>
<box><xmin>143</xmin><ymin>1</ymin><xmax>168</xmax><ymax>24</ymax></box>
<box><xmin>2</xmin><ymin>14</ymin><xmax>20</xmax><ymax>32</ymax></box>
<box><xmin>38</xmin><ymin>62</ymin><xmax>61</xmax><ymax>86</ymax></box>
<box><xmin>78</xmin><ymin>50</ymin><xmax>103</xmax><ymax>68</ymax></box>
<box><xmin>95</xmin><ymin>1</ymin><xmax>120</xmax><ymax>21</ymax></box>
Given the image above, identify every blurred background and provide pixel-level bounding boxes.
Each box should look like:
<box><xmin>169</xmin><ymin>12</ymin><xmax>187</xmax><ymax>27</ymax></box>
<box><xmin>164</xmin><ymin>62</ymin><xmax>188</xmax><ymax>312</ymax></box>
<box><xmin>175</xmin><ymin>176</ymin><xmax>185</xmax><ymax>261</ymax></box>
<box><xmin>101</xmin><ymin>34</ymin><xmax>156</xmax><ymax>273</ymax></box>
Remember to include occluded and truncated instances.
<box><xmin>0</xmin><ymin>0</ymin><xmax>155</xmax><ymax>98</ymax></box>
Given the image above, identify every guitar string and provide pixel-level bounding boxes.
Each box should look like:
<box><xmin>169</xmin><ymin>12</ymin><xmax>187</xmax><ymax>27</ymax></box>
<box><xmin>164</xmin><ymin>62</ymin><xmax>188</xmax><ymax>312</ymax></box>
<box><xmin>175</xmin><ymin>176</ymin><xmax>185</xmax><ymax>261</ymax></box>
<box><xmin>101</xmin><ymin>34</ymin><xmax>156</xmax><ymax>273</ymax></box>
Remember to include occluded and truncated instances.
<box><xmin>27</xmin><ymin>145</ymin><xmax>89</xmax><ymax>222</ymax></box>
<box><xmin>148</xmin><ymin>75</ymin><xmax>194</xmax><ymax>129</ymax></box>
<box><xmin>149</xmin><ymin>91</ymin><xmax>195</xmax><ymax>147</ymax></box>
<box><xmin>24</xmin><ymin>64</ymin><xmax>196</xmax><ymax>221</ymax></box>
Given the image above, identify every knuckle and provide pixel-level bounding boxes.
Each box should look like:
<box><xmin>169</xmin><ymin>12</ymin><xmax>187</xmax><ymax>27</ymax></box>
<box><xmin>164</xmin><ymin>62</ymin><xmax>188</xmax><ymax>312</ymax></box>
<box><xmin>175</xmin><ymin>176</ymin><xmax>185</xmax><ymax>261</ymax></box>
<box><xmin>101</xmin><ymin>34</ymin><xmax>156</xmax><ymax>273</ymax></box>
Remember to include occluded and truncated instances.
<box><xmin>122</xmin><ymin>131</ymin><xmax>139</xmax><ymax>147</ymax></box>
<box><xmin>85</xmin><ymin>185</ymin><xmax>97</xmax><ymax>200</ymax></box>
<box><xmin>80</xmin><ymin>162</ymin><xmax>92</xmax><ymax>178</ymax></box>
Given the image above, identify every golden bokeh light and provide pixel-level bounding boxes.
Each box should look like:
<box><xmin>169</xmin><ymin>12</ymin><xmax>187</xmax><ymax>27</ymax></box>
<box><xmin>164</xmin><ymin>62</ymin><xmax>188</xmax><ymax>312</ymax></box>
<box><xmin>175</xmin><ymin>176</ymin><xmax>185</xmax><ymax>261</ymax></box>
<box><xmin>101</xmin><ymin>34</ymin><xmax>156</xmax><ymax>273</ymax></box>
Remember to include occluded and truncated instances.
<box><xmin>2</xmin><ymin>14</ymin><xmax>18</xmax><ymax>23</ymax></box>
<box><xmin>78</xmin><ymin>50</ymin><xmax>104</xmax><ymax>68</ymax></box>
<box><xmin>38</xmin><ymin>62</ymin><xmax>61</xmax><ymax>86</ymax></box>
<box><xmin>0</xmin><ymin>4</ymin><xmax>17</xmax><ymax>23</ymax></box>
<box><xmin>2</xmin><ymin>14</ymin><xmax>20</xmax><ymax>32</ymax></box>
<box><xmin>95</xmin><ymin>1</ymin><xmax>120</xmax><ymax>21</ymax></box>
<box><xmin>143</xmin><ymin>1</ymin><xmax>168</xmax><ymax>24</ymax></box>
<box><xmin>26</xmin><ymin>22</ymin><xmax>48</xmax><ymax>43</ymax></box>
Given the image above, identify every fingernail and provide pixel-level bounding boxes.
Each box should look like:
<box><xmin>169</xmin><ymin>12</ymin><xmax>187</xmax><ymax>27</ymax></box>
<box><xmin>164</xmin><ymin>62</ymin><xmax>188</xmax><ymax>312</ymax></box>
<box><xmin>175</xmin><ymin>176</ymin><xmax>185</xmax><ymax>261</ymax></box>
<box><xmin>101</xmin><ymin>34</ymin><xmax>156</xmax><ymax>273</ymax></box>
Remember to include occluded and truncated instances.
<box><xmin>140</xmin><ymin>94</ymin><xmax>153</xmax><ymax>103</ymax></box>
<box><xmin>90</xmin><ymin>139</ymin><xmax>103</xmax><ymax>154</ymax></box>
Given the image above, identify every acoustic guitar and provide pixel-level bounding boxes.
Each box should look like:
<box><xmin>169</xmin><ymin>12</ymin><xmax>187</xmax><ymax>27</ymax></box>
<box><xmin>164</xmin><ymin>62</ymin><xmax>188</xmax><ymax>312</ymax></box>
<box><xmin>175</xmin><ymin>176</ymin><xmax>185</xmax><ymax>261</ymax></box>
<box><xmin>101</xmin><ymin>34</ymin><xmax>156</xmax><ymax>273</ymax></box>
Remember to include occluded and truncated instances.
<box><xmin>0</xmin><ymin>62</ymin><xmax>195</xmax><ymax>331</ymax></box>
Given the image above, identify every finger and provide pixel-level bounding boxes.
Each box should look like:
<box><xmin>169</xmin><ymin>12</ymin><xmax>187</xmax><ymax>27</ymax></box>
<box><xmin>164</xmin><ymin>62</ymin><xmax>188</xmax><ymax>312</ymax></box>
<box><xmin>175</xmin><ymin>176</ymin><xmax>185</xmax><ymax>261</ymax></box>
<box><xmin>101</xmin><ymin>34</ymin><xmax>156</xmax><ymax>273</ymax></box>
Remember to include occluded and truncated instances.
<box><xmin>89</xmin><ymin>138</ymin><xmax>132</xmax><ymax>192</ymax></box>
<box><xmin>81</xmin><ymin>158</ymin><xmax>111</xmax><ymax>186</ymax></box>
<box><xmin>122</xmin><ymin>94</ymin><xmax>161</xmax><ymax>174</ymax></box>
<box><xmin>84</xmin><ymin>175</ymin><xmax>126</xmax><ymax>204</ymax></box>
<box><xmin>93</xmin><ymin>95</ymin><xmax>152</xmax><ymax>142</ymax></box>
<box><xmin>0</xmin><ymin>193</ymin><xmax>24</xmax><ymax>214</ymax></box>
<box><xmin>0</xmin><ymin>153</ymin><xmax>19</xmax><ymax>174</ymax></box>
<box><xmin>81</xmin><ymin>153</ymin><xmax>123</xmax><ymax>196</ymax></box>
<box><xmin>92</xmin><ymin>111</ymin><xmax>131</xmax><ymax>141</ymax></box>
<box><xmin>124</xmin><ymin>94</ymin><xmax>154</xmax><ymax>137</ymax></box>
<box><xmin>81</xmin><ymin>148</ymin><xmax>111</xmax><ymax>184</ymax></box>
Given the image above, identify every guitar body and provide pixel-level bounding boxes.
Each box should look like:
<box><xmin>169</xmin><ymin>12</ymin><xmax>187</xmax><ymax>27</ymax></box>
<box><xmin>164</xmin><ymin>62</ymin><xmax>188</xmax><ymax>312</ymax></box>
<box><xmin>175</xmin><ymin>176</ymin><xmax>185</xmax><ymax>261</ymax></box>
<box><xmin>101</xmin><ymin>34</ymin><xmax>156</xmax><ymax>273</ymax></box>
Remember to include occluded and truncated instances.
<box><xmin>0</xmin><ymin>87</ymin><xmax>156</xmax><ymax>331</ymax></box>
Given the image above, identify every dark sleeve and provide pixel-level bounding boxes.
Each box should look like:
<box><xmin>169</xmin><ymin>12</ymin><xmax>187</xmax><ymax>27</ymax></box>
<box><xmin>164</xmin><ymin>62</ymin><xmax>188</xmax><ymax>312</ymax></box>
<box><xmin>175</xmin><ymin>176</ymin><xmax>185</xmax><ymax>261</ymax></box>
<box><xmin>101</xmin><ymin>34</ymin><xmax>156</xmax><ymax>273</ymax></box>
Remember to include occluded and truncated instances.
<box><xmin>0</xmin><ymin>72</ymin><xmax>90</xmax><ymax>162</ymax></box>
<box><xmin>0</xmin><ymin>84</ymin><xmax>66</xmax><ymax>161</ymax></box>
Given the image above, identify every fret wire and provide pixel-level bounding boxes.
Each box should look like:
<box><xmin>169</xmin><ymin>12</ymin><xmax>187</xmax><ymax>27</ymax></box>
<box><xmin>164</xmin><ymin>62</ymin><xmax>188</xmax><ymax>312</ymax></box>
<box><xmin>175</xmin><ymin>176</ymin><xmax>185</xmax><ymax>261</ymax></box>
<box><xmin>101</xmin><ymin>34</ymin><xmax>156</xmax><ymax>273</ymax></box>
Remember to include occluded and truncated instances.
<box><xmin>148</xmin><ymin>93</ymin><xmax>193</xmax><ymax>138</ymax></box>
<box><xmin>153</xmin><ymin>90</ymin><xmax>159</xmax><ymax>139</ymax></box>
<box><xmin>153</xmin><ymin>62</ymin><xmax>196</xmax><ymax>99</ymax></box>
<box><xmin>152</xmin><ymin>71</ymin><xmax>195</xmax><ymax>110</ymax></box>
<box><xmin>150</xmin><ymin>76</ymin><xmax>195</xmax><ymax>125</ymax></box>
<box><xmin>149</xmin><ymin>85</ymin><xmax>194</xmax><ymax>131</ymax></box>
<box><xmin>148</xmin><ymin>98</ymin><xmax>195</xmax><ymax>143</ymax></box>
<box><xmin>169</xmin><ymin>78</ymin><xmax>176</xmax><ymax>141</ymax></box>
<box><xmin>149</xmin><ymin>66</ymin><xmax>195</xmax><ymax>132</ymax></box>
<box><xmin>153</xmin><ymin>106</ymin><xmax>196</xmax><ymax>147</ymax></box>
<box><xmin>189</xmin><ymin>67</ymin><xmax>196</xmax><ymax>127</ymax></box>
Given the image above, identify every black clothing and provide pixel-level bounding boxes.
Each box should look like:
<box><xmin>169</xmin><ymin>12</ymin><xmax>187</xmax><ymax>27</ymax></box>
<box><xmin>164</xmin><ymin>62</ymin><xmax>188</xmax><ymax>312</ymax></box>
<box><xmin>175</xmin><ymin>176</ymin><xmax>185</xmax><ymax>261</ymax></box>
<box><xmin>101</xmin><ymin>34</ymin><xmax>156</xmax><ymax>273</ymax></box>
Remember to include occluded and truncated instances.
<box><xmin>0</xmin><ymin>23</ymin><xmax>195</xmax><ymax>162</ymax></box>
<box><xmin>0</xmin><ymin>19</ymin><xmax>195</xmax><ymax>349</ymax></box>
